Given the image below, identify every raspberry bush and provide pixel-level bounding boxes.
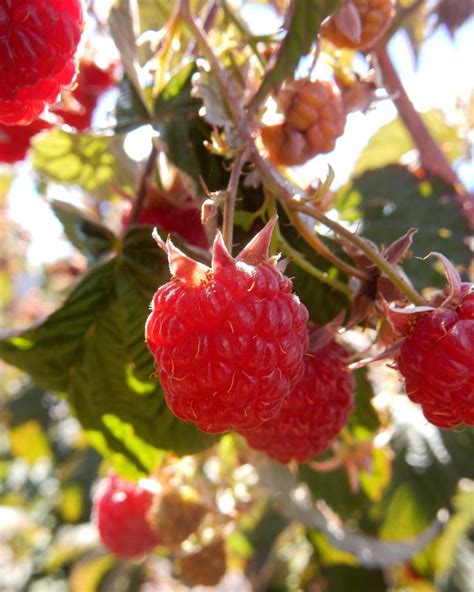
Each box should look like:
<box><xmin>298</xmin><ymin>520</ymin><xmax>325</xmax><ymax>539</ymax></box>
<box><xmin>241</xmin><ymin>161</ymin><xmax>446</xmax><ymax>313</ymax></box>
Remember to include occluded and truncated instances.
<box><xmin>0</xmin><ymin>1</ymin><xmax>472</xmax><ymax>590</ymax></box>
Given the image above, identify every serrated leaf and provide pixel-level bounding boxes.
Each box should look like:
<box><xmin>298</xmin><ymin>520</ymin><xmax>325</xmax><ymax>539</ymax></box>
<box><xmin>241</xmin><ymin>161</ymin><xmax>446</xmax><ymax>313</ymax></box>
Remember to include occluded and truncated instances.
<box><xmin>51</xmin><ymin>200</ymin><xmax>116</xmax><ymax>263</ymax></box>
<box><xmin>355</xmin><ymin>111</ymin><xmax>467</xmax><ymax>176</ymax></box>
<box><xmin>0</xmin><ymin>227</ymin><xmax>217</xmax><ymax>465</ymax></box>
<box><xmin>153</xmin><ymin>61</ymin><xmax>200</xmax><ymax>118</ymax></box>
<box><xmin>32</xmin><ymin>130</ymin><xmax>136</xmax><ymax>201</ymax></box>
<box><xmin>115</xmin><ymin>75</ymin><xmax>151</xmax><ymax>133</ymax></box>
<box><xmin>251</xmin><ymin>0</ymin><xmax>338</xmax><ymax>107</ymax></box>
<box><xmin>335</xmin><ymin>165</ymin><xmax>472</xmax><ymax>290</ymax></box>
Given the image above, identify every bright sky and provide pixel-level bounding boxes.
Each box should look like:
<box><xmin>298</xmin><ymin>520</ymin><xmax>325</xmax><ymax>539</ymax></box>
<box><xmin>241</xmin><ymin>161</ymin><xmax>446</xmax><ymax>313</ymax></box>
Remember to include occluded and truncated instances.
<box><xmin>5</xmin><ymin>11</ymin><xmax>473</xmax><ymax>266</ymax></box>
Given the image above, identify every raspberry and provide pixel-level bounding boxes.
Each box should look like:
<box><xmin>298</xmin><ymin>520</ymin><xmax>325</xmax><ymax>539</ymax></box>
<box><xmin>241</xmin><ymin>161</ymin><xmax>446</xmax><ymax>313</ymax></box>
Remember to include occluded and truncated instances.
<box><xmin>0</xmin><ymin>119</ymin><xmax>51</xmax><ymax>163</ymax></box>
<box><xmin>176</xmin><ymin>538</ymin><xmax>227</xmax><ymax>587</ymax></box>
<box><xmin>54</xmin><ymin>60</ymin><xmax>117</xmax><ymax>131</ymax></box>
<box><xmin>92</xmin><ymin>473</ymin><xmax>160</xmax><ymax>558</ymax></box>
<box><xmin>240</xmin><ymin>335</ymin><xmax>354</xmax><ymax>463</ymax></box>
<box><xmin>261</xmin><ymin>79</ymin><xmax>346</xmax><ymax>166</ymax></box>
<box><xmin>321</xmin><ymin>0</ymin><xmax>395</xmax><ymax>51</ymax></box>
<box><xmin>145</xmin><ymin>217</ymin><xmax>309</xmax><ymax>433</ymax></box>
<box><xmin>0</xmin><ymin>0</ymin><xmax>83</xmax><ymax>125</ymax></box>
<box><xmin>148</xmin><ymin>490</ymin><xmax>207</xmax><ymax>547</ymax></box>
<box><xmin>397</xmin><ymin>286</ymin><xmax>474</xmax><ymax>429</ymax></box>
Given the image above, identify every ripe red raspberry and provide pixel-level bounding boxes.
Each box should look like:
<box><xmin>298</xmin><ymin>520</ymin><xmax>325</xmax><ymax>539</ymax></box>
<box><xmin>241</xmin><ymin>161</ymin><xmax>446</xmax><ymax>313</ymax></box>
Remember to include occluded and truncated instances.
<box><xmin>397</xmin><ymin>286</ymin><xmax>474</xmax><ymax>428</ymax></box>
<box><xmin>145</xmin><ymin>217</ymin><xmax>309</xmax><ymax>434</ymax></box>
<box><xmin>93</xmin><ymin>473</ymin><xmax>160</xmax><ymax>558</ymax></box>
<box><xmin>261</xmin><ymin>79</ymin><xmax>346</xmax><ymax>166</ymax></box>
<box><xmin>0</xmin><ymin>120</ymin><xmax>51</xmax><ymax>163</ymax></box>
<box><xmin>0</xmin><ymin>0</ymin><xmax>83</xmax><ymax>125</ymax></box>
<box><xmin>321</xmin><ymin>0</ymin><xmax>395</xmax><ymax>51</ymax></box>
<box><xmin>54</xmin><ymin>60</ymin><xmax>117</xmax><ymax>131</ymax></box>
<box><xmin>240</xmin><ymin>333</ymin><xmax>354</xmax><ymax>463</ymax></box>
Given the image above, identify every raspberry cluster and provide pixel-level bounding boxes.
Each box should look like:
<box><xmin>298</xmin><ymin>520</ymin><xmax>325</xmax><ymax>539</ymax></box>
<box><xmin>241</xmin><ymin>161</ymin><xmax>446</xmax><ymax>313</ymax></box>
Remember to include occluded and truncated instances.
<box><xmin>397</xmin><ymin>286</ymin><xmax>474</xmax><ymax>428</ymax></box>
<box><xmin>240</xmin><ymin>336</ymin><xmax>354</xmax><ymax>463</ymax></box>
<box><xmin>321</xmin><ymin>0</ymin><xmax>395</xmax><ymax>51</ymax></box>
<box><xmin>93</xmin><ymin>473</ymin><xmax>160</xmax><ymax>558</ymax></box>
<box><xmin>146</xmin><ymin>218</ymin><xmax>309</xmax><ymax>434</ymax></box>
<box><xmin>0</xmin><ymin>0</ymin><xmax>83</xmax><ymax>125</ymax></box>
<box><xmin>261</xmin><ymin>79</ymin><xmax>346</xmax><ymax>166</ymax></box>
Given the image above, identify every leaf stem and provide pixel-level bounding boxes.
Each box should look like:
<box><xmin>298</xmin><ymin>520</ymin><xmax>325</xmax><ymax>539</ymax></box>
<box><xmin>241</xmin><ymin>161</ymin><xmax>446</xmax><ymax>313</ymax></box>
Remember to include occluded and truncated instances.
<box><xmin>128</xmin><ymin>142</ymin><xmax>159</xmax><ymax>225</ymax></box>
<box><xmin>223</xmin><ymin>150</ymin><xmax>247</xmax><ymax>251</ymax></box>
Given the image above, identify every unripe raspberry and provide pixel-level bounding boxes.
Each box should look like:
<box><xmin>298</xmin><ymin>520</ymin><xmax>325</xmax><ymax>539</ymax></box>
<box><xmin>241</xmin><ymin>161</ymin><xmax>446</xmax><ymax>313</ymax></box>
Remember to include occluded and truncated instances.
<box><xmin>261</xmin><ymin>80</ymin><xmax>346</xmax><ymax>166</ymax></box>
<box><xmin>397</xmin><ymin>285</ymin><xmax>474</xmax><ymax>428</ymax></box>
<box><xmin>176</xmin><ymin>538</ymin><xmax>227</xmax><ymax>587</ymax></box>
<box><xmin>148</xmin><ymin>490</ymin><xmax>208</xmax><ymax>547</ymax></box>
<box><xmin>93</xmin><ymin>473</ymin><xmax>160</xmax><ymax>559</ymax></box>
<box><xmin>145</xmin><ymin>217</ymin><xmax>309</xmax><ymax>433</ymax></box>
<box><xmin>240</xmin><ymin>334</ymin><xmax>354</xmax><ymax>463</ymax></box>
<box><xmin>0</xmin><ymin>0</ymin><xmax>83</xmax><ymax>125</ymax></box>
<box><xmin>321</xmin><ymin>0</ymin><xmax>395</xmax><ymax>51</ymax></box>
<box><xmin>0</xmin><ymin>120</ymin><xmax>51</xmax><ymax>163</ymax></box>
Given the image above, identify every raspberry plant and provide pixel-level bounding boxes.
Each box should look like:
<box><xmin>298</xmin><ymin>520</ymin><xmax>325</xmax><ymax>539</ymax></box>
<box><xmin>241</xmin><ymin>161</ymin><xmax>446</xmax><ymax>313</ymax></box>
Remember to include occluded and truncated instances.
<box><xmin>0</xmin><ymin>1</ymin><xmax>473</xmax><ymax>590</ymax></box>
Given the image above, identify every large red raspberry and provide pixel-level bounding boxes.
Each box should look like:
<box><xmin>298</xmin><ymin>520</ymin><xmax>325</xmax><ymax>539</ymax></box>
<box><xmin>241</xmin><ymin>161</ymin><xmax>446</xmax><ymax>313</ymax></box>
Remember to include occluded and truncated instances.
<box><xmin>240</xmin><ymin>333</ymin><xmax>354</xmax><ymax>463</ymax></box>
<box><xmin>54</xmin><ymin>60</ymin><xmax>117</xmax><ymax>131</ymax></box>
<box><xmin>0</xmin><ymin>0</ymin><xmax>83</xmax><ymax>125</ymax></box>
<box><xmin>397</xmin><ymin>286</ymin><xmax>474</xmax><ymax>428</ymax></box>
<box><xmin>261</xmin><ymin>79</ymin><xmax>346</xmax><ymax>166</ymax></box>
<box><xmin>0</xmin><ymin>120</ymin><xmax>51</xmax><ymax>163</ymax></box>
<box><xmin>145</xmin><ymin>217</ymin><xmax>309</xmax><ymax>434</ymax></box>
<box><xmin>321</xmin><ymin>0</ymin><xmax>395</xmax><ymax>51</ymax></box>
<box><xmin>93</xmin><ymin>473</ymin><xmax>160</xmax><ymax>559</ymax></box>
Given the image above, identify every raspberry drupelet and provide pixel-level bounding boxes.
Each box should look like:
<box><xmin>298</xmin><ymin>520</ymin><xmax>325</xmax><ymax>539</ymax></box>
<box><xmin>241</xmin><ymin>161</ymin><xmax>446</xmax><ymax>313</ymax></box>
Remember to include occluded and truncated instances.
<box><xmin>145</xmin><ymin>217</ymin><xmax>309</xmax><ymax>434</ymax></box>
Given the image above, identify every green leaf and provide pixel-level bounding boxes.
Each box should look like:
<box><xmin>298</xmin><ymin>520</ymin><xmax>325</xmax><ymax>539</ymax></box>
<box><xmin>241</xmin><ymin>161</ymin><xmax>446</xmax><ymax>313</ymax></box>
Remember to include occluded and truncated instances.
<box><xmin>355</xmin><ymin>111</ymin><xmax>467</xmax><ymax>176</ymax></box>
<box><xmin>115</xmin><ymin>75</ymin><xmax>151</xmax><ymax>133</ymax></box>
<box><xmin>32</xmin><ymin>130</ymin><xmax>136</xmax><ymax>200</ymax></box>
<box><xmin>251</xmin><ymin>0</ymin><xmax>338</xmax><ymax>107</ymax></box>
<box><xmin>348</xmin><ymin>369</ymin><xmax>381</xmax><ymax>436</ymax></box>
<box><xmin>153</xmin><ymin>61</ymin><xmax>201</xmax><ymax>118</ymax></box>
<box><xmin>0</xmin><ymin>227</ymin><xmax>217</xmax><ymax>464</ymax></box>
<box><xmin>51</xmin><ymin>200</ymin><xmax>116</xmax><ymax>263</ymax></box>
<box><xmin>335</xmin><ymin>165</ymin><xmax>471</xmax><ymax>290</ymax></box>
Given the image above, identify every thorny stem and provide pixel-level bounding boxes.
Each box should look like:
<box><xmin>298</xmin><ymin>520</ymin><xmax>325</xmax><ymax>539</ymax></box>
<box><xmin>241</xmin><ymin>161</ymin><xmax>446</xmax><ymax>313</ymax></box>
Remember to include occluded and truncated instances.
<box><xmin>276</xmin><ymin>227</ymin><xmax>353</xmax><ymax>297</ymax></box>
<box><xmin>178</xmin><ymin>0</ymin><xmax>428</xmax><ymax>304</ymax></box>
<box><xmin>294</xmin><ymin>202</ymin><xmax>426</xmax><ymax>306</ymax></box>
<box><xmin>129</xmin><ymin>142</ymin><xmax>159</xmax><ymax>224</ymax></box>
<box><xmin>223</xmin><ymin>150</ymin><xmax>247</xmax><ymax>251</ymax></box>
<box><xmin>374</xmin><ymin>45</ymin><xmax>474</xmax><ymax>227</ymax></box>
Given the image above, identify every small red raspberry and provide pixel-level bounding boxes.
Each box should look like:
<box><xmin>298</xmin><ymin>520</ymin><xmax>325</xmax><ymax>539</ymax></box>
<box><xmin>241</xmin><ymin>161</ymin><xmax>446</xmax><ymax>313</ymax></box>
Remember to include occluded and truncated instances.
<box><xmin>261</xmin><ymin>79</ymin><xmax>346</xmax><ymax>166</ymax></box>
<box><xmin>145</xmin><ymin>217</ymin><xmax>309</xmax><ymax>434</ymax></box>
<box><xmin>0</xmin><ymin>0</ymin><xmax>83</xmax><ymax>125</ymax></box>
<box><xmin>176</xmin><ymin>538</ymin><xmax>227</xmax><ymax>587</ymax></box>
<box><xmin>0</xmin><ymin>120</ymin><xmax>51</xmax><ymax>163</ymax></box>
<box><xmin>321</xmin><ymin>0</ymin><xmax>395</xmax><ymax>51</ymax></box>
<box><xmin>54</xmin><ymin>60</ymin><xmax>117</xmax><ymax>131</ymax></box>
<box><xmin>397</xmin><ymin>286</ymin><xmax>474</xmax><ymax>428</ymax></box>
<box><xmin>240</xmin><ymin>334</ymin><xmax>354</xmax><ymax>463</ymax></box>
<box><xmin>93</xmin><ymin>473</ymin><xmax>160</xmax><ymax>559</ymax></box>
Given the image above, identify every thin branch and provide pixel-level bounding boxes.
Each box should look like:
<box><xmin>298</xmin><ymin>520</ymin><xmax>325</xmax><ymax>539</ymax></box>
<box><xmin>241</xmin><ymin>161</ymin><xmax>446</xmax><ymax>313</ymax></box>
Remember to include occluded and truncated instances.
<box><xmin>223</xmin><ymin>150</ymin><xmax>247</xmax><ymax>251</ymax></box>
<box><xmin>128</xmin><ymin>142</ymin><xmax>159</xmax><ymax>225</ymax></box>
<box><xmin>293</xmin><ymin>202</ymin><xmax>426</xmax><ymax>306</ymax></box>
<box><xmin>374</xmin><ymin>45</ymin><xmax>473</xmax><ymax>227</ymax></box>
<box><xmin>276</xmin><ymin>225</ymin><xmax>353</xmax><ymax>297</ymax></box>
